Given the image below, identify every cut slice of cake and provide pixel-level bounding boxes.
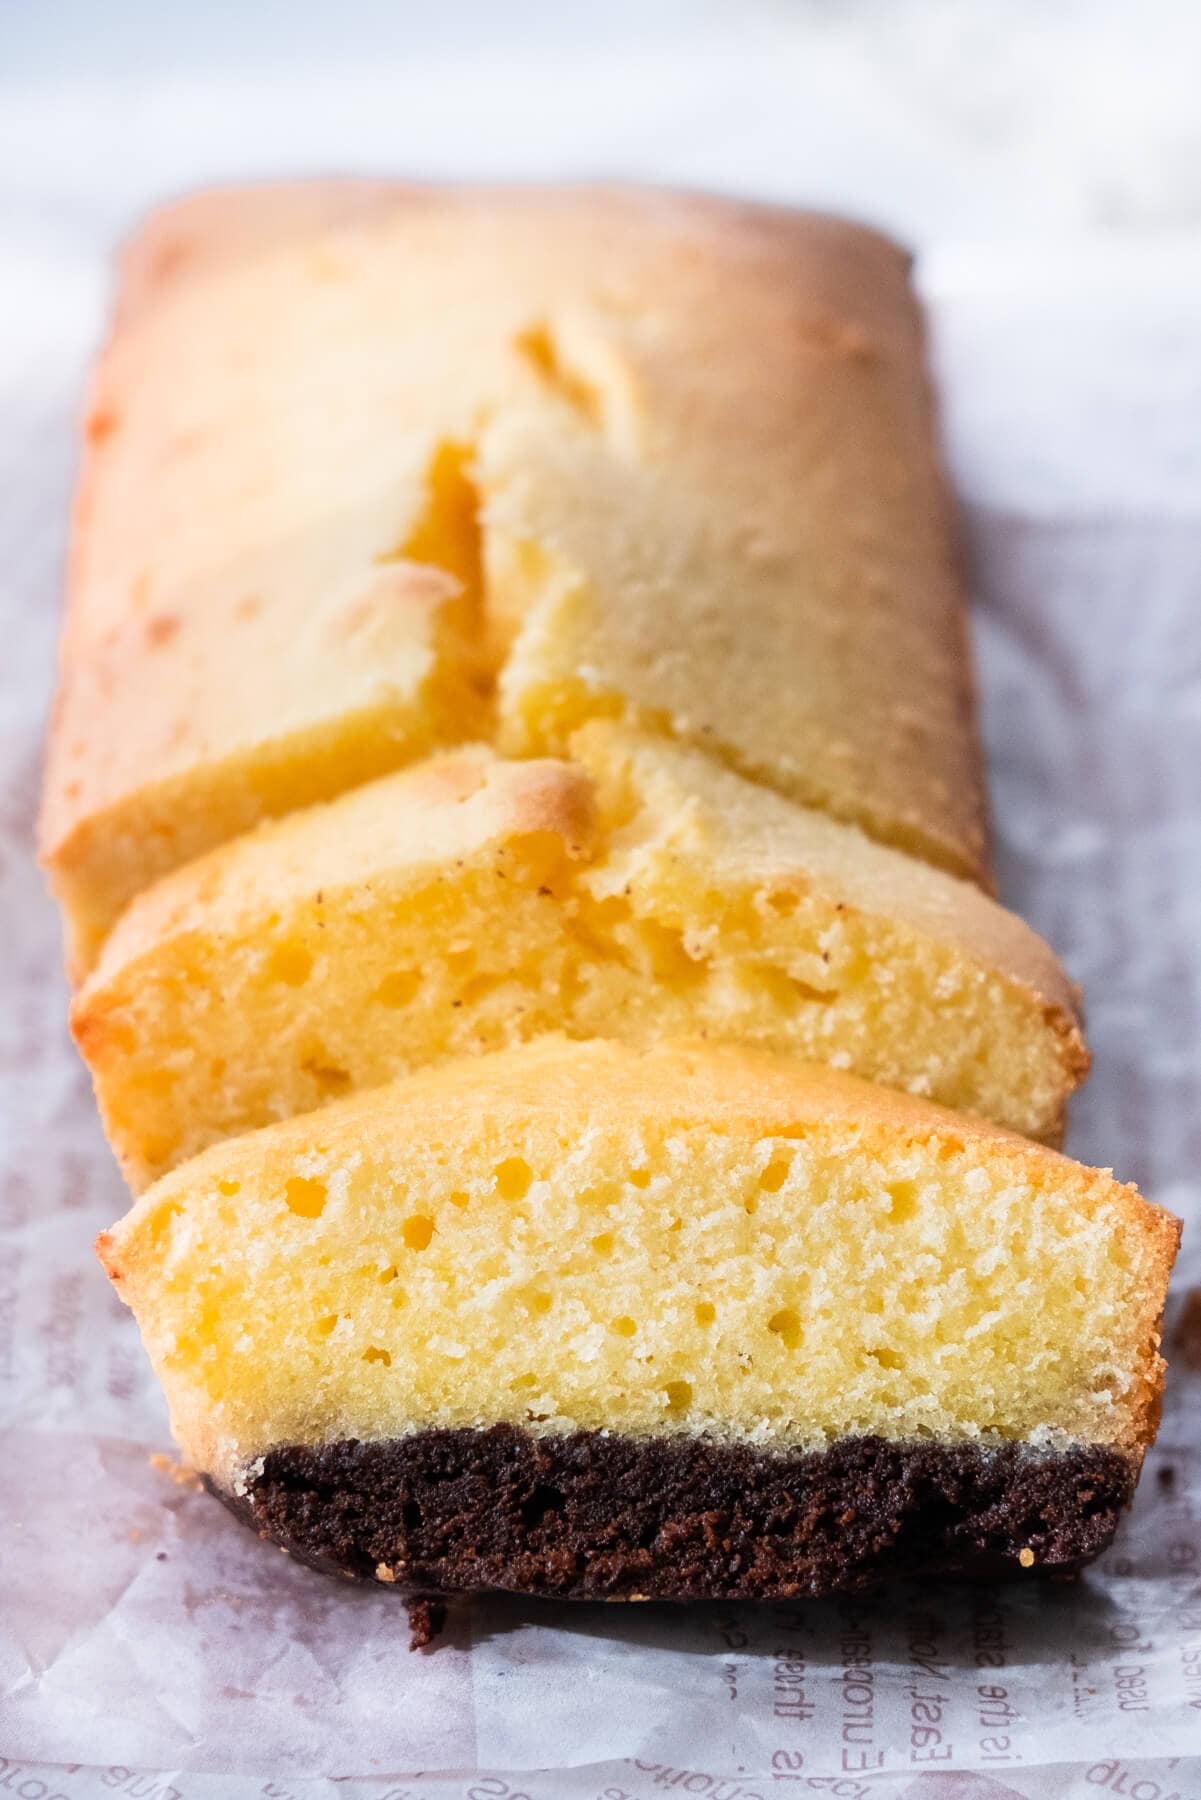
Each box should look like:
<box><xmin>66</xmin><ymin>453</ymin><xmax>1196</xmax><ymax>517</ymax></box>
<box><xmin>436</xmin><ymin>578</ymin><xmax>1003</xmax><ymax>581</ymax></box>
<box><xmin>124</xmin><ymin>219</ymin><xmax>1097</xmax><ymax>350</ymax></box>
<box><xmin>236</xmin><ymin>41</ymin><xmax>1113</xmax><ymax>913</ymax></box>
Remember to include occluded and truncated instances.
<box><xmin>43</xmin><ymin>184</ymin><xmax>990</xmax><ymax>978</ymax></box>
<box><xmin>73</xmin><ymin>726</ymin><xmax>1083</xmax><ymax>1191</ymax></box>
<box><xmin>97</xmin><ymin>1039</ymin><xmax>1177</xmax><ymax>1628</ymax></box>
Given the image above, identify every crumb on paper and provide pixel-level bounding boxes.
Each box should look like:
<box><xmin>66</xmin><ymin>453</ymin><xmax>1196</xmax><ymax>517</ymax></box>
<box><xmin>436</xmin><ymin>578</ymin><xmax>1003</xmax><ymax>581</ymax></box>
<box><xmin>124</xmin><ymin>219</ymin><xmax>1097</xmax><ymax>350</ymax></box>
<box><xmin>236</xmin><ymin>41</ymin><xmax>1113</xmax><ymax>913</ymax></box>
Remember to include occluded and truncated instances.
<box><xmin>406</xmin><ymin>1596</ymin><xmax>447</xmax><ymax>1650</ymax></box>
<box><xmin>149</xmin><ymin>1452</ymin><xmax>202</xmax><ymax>1489</ymax></box>
<box><xmin>376</xmin><ymin>1562</ymin><xmax>397</xmax><ymax>1583</ymax></box>
<box><xmin>1172</xmin><ymin>1287</ymin><xmax>1201</xmax><ymax>1369</ymax></box>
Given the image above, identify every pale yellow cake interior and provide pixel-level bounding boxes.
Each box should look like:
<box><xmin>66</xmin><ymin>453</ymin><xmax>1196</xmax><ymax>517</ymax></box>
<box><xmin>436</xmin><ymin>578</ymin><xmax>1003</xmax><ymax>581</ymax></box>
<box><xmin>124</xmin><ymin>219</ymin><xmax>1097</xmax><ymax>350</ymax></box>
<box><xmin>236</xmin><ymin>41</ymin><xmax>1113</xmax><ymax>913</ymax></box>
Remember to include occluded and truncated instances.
<box><xmin>74</xmin><ymin>726</ymin><xmax>1085</xmax><ymax>1189</ymax></box>
<box><xmin>100</xmin><ymin>1042</ymin><xmax>1175</xmax><ymax>1490</ymax></box>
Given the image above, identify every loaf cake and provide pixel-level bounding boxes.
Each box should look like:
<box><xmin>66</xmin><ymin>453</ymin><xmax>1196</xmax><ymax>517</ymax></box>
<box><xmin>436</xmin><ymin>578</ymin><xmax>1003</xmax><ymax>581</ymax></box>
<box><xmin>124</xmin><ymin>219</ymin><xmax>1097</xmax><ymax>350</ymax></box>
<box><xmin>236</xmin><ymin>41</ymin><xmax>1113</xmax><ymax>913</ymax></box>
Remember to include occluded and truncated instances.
<box><xmin>73</xmin><ymin>722</ymin><xmax>1084</xmax><ymax>1191</ymax></box>
<box><xmin>97</xmin><ymin>1039</ymin><xmax>1177</xmax><ymax>1630</ymax></box>
<box><xmin>51</xmin><ymin>183</ymin><xmax>1174</xmax><ymax>1634</ymax></box>
<box><xmin>41</xmin><ymin>183</ymin><xmax>989</xmax><ymax>979</ymax></box>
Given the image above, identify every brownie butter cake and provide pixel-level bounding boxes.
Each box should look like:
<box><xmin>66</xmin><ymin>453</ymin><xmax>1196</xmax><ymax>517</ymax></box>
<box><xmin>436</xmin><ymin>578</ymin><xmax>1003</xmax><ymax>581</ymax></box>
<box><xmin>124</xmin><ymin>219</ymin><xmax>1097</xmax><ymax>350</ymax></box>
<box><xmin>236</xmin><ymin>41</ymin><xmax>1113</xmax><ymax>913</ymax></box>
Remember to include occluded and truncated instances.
<box><xmin>97</xmin><ymin>1039</ymin><xmax>1177</xmax><ymax>1639</ymax></box>
<box><xmin>39</xmin><ymin>183</ymin><xmax>1178</xmax><ymax>1637</ymax></box>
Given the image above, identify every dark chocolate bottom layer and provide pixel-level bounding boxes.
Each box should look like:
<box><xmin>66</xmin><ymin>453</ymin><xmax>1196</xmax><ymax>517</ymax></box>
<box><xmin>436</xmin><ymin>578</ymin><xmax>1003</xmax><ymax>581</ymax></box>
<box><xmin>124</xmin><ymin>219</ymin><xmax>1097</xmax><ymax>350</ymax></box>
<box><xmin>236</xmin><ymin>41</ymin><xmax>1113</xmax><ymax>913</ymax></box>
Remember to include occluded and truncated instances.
<box><xmin>214</xmin><ymin>1425</ymin><xmax>1135</xmax><ymax>1636</ymax></box>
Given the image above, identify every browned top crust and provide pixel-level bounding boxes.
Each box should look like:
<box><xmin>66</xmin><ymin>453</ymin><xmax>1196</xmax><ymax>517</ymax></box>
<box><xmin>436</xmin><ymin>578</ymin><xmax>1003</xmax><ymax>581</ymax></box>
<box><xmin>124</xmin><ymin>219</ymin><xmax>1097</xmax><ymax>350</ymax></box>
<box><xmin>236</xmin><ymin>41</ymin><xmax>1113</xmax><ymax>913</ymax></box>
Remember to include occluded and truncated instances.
<box><xmin>42</xmin><ymin>182</ymin><xmax>989</xmax><ymax>974</ymax></box>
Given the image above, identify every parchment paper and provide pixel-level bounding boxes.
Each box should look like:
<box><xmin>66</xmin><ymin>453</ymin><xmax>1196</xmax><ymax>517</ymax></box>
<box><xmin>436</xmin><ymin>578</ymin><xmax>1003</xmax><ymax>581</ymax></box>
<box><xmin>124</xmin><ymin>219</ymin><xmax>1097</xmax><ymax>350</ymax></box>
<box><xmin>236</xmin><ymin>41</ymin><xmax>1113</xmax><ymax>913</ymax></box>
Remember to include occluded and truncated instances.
<box><xmin>2</xmin><ymin>224</ymin><xmax>1199</xmax><ymax>1799</ymax></box>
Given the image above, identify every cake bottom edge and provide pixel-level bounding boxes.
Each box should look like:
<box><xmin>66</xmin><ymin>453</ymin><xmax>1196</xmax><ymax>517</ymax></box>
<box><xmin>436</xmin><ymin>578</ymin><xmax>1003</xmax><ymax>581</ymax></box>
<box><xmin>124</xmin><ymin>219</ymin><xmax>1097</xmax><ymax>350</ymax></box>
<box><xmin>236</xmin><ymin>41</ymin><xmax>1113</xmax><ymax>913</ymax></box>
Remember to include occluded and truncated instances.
<box><xmin>209</xmin><ymin>1424</ymin><xmax>1139</xmax><ymax>1645</ymax></box>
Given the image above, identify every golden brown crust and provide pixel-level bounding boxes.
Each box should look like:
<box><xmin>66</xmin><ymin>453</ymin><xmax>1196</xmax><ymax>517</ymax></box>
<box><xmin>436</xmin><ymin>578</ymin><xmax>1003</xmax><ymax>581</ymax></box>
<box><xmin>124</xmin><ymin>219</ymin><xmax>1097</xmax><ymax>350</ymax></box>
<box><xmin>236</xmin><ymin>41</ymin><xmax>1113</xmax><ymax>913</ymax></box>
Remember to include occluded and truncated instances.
<box><xmin>483</xmin><ymin>203</ymin><xmax>989</xmax><ymax>884</ymax></box>
<box><xmin>43</xmin><ymin>182</ymin><xmax>990</xmax><ymax>974</ymax></box>
<box><xmin>124</xmin><ymin>1035</ymin><xmax>1144</xmax><ymax>1212</ymax></box>
<box><xmin>77</xmin><ymin>747</ymin><xmax>596</xmax><ymax>992</ymax></box>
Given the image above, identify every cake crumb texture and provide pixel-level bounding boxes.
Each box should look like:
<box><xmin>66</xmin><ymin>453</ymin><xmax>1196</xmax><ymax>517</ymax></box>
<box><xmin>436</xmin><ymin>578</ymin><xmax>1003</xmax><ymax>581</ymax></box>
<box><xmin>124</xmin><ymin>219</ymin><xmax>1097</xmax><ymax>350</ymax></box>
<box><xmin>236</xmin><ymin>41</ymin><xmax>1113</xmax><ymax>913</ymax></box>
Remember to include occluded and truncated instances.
<box><xmin>100</xmin><ymin>1039</ymin><xmax>1176</xmax><ymax>1487</ymax></box>
<box><xmin>73</xmin><ymin>724</ymin><xmax>1082</xmax><ymax>1188</ymax></box>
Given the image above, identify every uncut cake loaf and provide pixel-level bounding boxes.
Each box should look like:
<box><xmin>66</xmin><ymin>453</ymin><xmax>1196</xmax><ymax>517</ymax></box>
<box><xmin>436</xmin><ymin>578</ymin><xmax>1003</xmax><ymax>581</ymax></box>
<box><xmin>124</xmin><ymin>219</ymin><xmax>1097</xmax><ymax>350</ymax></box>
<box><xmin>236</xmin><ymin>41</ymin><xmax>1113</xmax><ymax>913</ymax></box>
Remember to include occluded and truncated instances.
<box><xmin>42</xmin><ymin>182</ymin><xmax>989</xmax><ymax>979</ymax></box>
<box><xmin>40</xmin><ymin>183</ymin><xmax>1175</xmax><ymax>1632</ymax></box>
<box><xmin>98</xmin><ymin>1039</ymin><xmax>1177</xmax><ymax>1637</ymax></box>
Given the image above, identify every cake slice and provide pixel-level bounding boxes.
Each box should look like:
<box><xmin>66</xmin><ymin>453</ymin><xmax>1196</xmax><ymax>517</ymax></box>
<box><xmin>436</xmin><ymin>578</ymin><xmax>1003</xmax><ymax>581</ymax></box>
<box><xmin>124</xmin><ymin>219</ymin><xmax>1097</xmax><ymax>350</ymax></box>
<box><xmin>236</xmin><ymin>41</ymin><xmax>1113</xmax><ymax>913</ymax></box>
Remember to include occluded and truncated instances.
<box><xmin>97</xmin><ymin>1039</ymin><xmax>1177</xmax><ymax>1632</ymax></box>
<box><xmin>43</xmin><ymin>183</ymin><xmax>989</xmax><ymax>978</ymax></box>
<box><xmin>73</xmin><ymin>726</ymin><xmax>1083</xmax><ymax>1191</ymax></box>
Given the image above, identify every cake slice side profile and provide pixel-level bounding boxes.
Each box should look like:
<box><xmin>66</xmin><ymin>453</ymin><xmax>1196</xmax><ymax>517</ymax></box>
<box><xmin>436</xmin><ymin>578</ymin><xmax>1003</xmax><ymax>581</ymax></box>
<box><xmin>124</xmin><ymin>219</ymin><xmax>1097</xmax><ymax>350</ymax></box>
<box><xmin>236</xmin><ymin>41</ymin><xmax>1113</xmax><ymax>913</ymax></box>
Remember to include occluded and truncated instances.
<box><xmin>97</xmin><ymin>1040</ymin><xmax>1177</xmax><ymax>1625</ymax></box>
<box><xmin>72</xmin><ymin>725</ymin><xmax>1083</xmax><ymax>1191</ymax></box>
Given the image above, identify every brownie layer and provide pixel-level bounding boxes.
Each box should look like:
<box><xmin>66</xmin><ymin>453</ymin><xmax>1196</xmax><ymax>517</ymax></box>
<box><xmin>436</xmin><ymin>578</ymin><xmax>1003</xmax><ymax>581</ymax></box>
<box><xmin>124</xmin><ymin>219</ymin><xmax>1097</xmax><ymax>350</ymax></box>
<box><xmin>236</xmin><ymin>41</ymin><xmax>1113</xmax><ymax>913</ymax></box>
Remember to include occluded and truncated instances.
<box><xmin>215</xmin><ymin>1425</ymin><xmax>1135</xmax><ymax>1626</ymax></box>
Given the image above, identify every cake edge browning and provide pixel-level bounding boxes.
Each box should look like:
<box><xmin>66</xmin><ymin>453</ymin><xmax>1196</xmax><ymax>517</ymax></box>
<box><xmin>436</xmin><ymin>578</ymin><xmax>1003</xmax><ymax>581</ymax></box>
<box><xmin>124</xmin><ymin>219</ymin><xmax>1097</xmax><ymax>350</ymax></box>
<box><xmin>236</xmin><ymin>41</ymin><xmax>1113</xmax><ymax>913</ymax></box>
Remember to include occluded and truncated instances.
<box><xmin>42</xmin><ymin>181</ymin><xmax>994</xmax><ymax>987</ymax></box>
<box><xmin>209</xmin><ymin>1425</ymin><xmax>1140</xmax><ymax>1644</ymax></box>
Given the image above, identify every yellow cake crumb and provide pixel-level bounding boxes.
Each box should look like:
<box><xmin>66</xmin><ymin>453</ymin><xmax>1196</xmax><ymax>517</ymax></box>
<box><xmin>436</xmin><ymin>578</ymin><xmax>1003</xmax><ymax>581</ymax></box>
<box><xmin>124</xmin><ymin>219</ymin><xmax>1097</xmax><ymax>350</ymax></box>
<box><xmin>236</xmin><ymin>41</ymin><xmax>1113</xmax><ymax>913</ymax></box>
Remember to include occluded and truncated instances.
<box><xmin>73</xmin><ymin>727</ymin><xmax>1085</xmax><ymax>1188</ymax></box>
<box><xmin>99</xmin><ymin>1039</ymin><xmax>1177</xmax><ymax>1490</ymax></box>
